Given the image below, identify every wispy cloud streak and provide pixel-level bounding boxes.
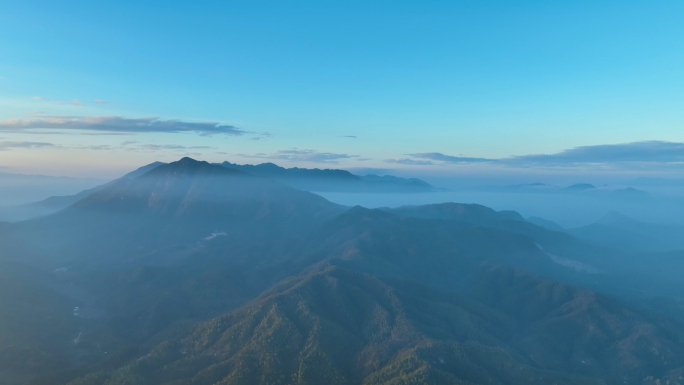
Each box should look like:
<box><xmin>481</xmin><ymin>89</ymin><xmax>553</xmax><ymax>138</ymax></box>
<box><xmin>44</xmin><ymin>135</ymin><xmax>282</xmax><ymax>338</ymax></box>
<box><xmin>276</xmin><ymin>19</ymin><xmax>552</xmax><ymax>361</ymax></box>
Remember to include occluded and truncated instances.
<box><xmin>0</xmin><ymin>116</ymin><xmax>245</xmax><ymax>136</ymax></box>
<box><xmin>406</xmin><ymin>141</ymin><xmax>684</xmax><ymax>168</ymax></box>
<box><xmin>385</xmin><ymin>158</ymin><xmax>434</xmax><ymax>165</ymax></box>
<box><xmin>242</xmin><ymin>149</ymin><xmax>356</xmax><ymax>163</ymax></box>
<box><xmin>0</xmin><ymin>141</ymin><xmax>55</xmax><ymax>150</ymax></box>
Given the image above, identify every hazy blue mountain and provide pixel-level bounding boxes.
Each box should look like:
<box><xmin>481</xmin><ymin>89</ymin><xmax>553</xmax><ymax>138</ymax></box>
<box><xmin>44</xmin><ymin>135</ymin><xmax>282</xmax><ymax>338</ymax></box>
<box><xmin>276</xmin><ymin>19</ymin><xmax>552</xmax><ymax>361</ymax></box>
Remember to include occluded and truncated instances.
<box><xmin>359</xmin><ymin>173</ymin><xmax>434</xmax><ymax>188</ymax></box>
<box><xmin>527</xmin><ymin>216</ymin><xmax>566</xmax><ymax>232</ymax></box>
<box><xmin>386</xmin><ymin>202</ymin><xmax>526</xmax><ymax>225</ymax></box>
<box><xmin>565</xmin><ymin>183</ymin><xmax>596</xmax><ymax>191</ymax></box>
<box><xmin>0</xmin><ymin>162</ymin><xmax>166</xmax><ymax>222</ymax></box>
<box><xmin>381</xmin><ymin>202</ymin><xmax>619</xmax><ymax>273</ymax></box>
<box><xmin>610</xmin><ymin>187</ymin><xmax>651</xmax><ymax>200</ymax></box>
<box><xmin>0</xmin><ymin>158</ymin><xmax>344</xmax><ymax>268</ymax></box>
<box><xmin>219</xmin><ymin>161</ymin><xmax>437</xmax><ymax>192</ymax></box>
<box><xmin>568</xmin><ymin>211</ymin><xmax>684</xmax><ymax>253</ymax></box>
<box><xmin>368</xmin><ymin>203</ymin><xmax>684</xmax><ymax>308</ymax></box>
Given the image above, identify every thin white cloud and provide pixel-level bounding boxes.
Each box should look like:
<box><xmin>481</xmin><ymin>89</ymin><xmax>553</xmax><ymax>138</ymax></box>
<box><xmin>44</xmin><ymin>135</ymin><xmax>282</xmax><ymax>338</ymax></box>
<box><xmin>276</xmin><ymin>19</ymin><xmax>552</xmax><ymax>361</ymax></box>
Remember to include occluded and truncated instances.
<box><xmin>0</xmin><ymin>116</ymin><xmax>245</xmax><ymax>136</ymax></box>
<box><xmin>385</xmin><ymin>158</ymin><xmax>434</xmax><ymax>166</ymax></box>
<box><xmin>242</xmin><ymin>149</ymin><xmax>356</xmax><ymax>163</ymax></box>
<box><xmin>250</xmin><ymin>132</ymin><xmax>273</xmax><ymax>140</ymax></box>
<box><xmin>406</xmin><ymin>153</ymin><xmax>490</xmax><ymax>164</ymax></box>
<box><xmin>53</xmin><ymin>99</ymin><xmax>84</xmax><ymax>106</ymax></box>
<box><xmin>140</xmin><ymin>144</ymin><xmax>213</xmax><ymax>150</ymax></box>
<box><xmin>33</xmin><ymin>97</ymin><xmax>84</xmax><ymax>106</ymax></box>
<box><xmin>0</xmin><ymin>141</ymin><xmax>55</xmax><ymax>150</ymax></box>
<box><xmin>94</xmin><ymin>99</ymin><xmax>108</xmax><ymax>104</ymax></box>
<box><xmin>408</xmin><ymin>141</ymin><xmax>684</xmax><ymax>169</ymax></box>
<box><xmin>77</xmin><ymin>144</ymin><xmax>113</xmax><ymax>150</ymax></box>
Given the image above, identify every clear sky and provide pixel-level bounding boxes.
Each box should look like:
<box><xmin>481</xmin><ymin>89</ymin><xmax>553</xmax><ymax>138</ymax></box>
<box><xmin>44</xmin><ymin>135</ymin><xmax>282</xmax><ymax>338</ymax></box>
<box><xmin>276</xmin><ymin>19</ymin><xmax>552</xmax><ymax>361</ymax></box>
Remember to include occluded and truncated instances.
<box><xmin>1</xmin><ymin>1</ymin><xmax>683</xmax><ymax>178</ymax></box>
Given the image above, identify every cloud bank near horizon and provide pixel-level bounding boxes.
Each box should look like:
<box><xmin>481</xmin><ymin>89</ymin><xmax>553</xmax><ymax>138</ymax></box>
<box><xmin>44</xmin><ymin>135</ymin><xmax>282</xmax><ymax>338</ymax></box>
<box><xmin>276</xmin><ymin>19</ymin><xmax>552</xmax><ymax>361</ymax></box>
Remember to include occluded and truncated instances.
<box><xmin>398</xmin><ymin>141</ymin><xmax>684</xmax><ymax>169</ymax></box>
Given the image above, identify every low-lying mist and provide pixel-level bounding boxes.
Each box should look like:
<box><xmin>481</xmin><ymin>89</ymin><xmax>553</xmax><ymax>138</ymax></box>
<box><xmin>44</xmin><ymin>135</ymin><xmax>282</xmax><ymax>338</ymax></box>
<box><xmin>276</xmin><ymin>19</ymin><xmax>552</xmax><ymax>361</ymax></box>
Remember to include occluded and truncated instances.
<box><xmin>318</xmin><ymin>189</ymin><xmax>684</xmax><ymax>228</ymax></box>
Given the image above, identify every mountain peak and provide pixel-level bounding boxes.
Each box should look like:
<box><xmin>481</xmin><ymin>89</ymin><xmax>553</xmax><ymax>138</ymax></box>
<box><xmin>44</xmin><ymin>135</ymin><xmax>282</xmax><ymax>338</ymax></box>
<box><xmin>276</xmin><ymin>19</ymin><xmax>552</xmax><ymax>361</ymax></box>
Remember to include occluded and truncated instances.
<box><xmin>179</xmin><ymin>156</ymin><xmax>200</xmax><ymax>163</ymax></box>
<box><xmin>565</xmin><ymin>183</ymin><xmax>596</xmax><ymax>191</ymax></box>
<box><xmin>143</xmin><ymin>157</ymin><xmax>244</xmax><ymax>178</ymax></box>
<box><xmin>173</xmin><ymin>157</ymin><xmax>212</xmax><ymax>168</ymax></box>
<box><xmin>216</xmin><ymin>161</ymin><xmax>435</xmax><ymax>192</ymax></box>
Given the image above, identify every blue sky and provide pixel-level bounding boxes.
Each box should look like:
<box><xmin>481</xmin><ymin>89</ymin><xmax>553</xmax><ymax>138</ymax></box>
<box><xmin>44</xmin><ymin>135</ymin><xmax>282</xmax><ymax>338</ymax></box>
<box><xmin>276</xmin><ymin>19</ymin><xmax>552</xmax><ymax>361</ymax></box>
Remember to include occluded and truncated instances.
<box><xmin>1</xmin><ymin>0</ymin><xmax>683</xmax><ymax>178</ymax></box>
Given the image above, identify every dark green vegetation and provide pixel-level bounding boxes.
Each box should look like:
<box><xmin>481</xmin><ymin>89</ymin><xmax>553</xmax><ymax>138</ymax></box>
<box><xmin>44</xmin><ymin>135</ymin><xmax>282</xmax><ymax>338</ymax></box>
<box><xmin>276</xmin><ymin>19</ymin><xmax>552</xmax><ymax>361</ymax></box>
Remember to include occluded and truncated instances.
<box><xmin>1</xmin><ymin>158</ymin><xmax>684</xmax><ymax>385</ymax></box>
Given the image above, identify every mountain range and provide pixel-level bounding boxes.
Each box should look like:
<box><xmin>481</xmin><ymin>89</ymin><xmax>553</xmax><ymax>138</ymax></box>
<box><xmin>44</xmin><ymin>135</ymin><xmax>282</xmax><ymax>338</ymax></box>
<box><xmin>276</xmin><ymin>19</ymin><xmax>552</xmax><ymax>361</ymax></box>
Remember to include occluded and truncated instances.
<box><xmin>0</xmin><ymin>161</ymin><xmax>436</xmax><ymax>223</ymax></box>
<box><xmin>218</xmin><ymin>161</ymin><xmax>437</xmax><ymax>193</ymax></box>
<box><xmin>527</xmin><ymin>211</ymin><xmax>684</xmax><ymax>253</ymax></box>
<box><xmin>500</xmin><ymin>182</ymin><xmax>652</xmax><ymax>200</ymax></box>
<box><xmin>1</xmin><ymin>158</ymin><xmax>683</xmax><ymax>385</ymax></box>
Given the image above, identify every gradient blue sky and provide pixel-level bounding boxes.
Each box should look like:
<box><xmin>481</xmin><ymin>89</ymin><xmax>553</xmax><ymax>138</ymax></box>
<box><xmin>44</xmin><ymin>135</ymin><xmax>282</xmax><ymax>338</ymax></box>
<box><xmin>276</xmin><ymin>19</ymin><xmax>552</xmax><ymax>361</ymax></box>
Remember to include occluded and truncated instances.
<box><xmin>1</xmin><ymin>1</ymin><xmax>683</xmax><ymax>178</ymax></box>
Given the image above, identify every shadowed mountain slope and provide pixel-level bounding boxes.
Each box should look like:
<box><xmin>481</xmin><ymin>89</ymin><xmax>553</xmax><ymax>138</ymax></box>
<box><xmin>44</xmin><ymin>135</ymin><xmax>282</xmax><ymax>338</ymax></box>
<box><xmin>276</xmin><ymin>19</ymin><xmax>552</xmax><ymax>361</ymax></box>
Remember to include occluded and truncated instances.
<box><xmin>0</xmin><ymin>261</ymin><xmax>79</xmax><ymax>383</ymax></box>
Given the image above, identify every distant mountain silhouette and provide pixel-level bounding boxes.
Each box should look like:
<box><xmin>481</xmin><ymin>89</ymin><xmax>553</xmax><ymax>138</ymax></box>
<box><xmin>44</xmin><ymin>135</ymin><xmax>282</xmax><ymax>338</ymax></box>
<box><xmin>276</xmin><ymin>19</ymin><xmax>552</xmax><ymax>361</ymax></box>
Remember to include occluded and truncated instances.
<box><xmin>610</xmin><ymin>187</ymin><xmax>651</xmax><ymax>200</ymax></box>
<box><xmin>0</xmin><ymin>161</ymin><xmax>436</xmax><ymax>222</ymax></box>
<box><xmin>565</xmin><ymin>183</ymin><xmax>596</xmax><ymax>191</ymax></box>
<box><xmin>527</xmin><ymin>216</ymin><xmax>566</xmax><ymax>232</ymax></box>
<box><xmin>386</xmin><ymin>202</ymin><xmax>525</xmax><ymax>225</ymax></box>
<box><xmin>568</xmin><ymin>211</ymin><xmax>684</xmax><ymax>252</ymax></box>
<box><xmin>219</xmin><ymin>161</ymin><xmax>436</xmax><ymax>192</ymax></box>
